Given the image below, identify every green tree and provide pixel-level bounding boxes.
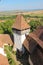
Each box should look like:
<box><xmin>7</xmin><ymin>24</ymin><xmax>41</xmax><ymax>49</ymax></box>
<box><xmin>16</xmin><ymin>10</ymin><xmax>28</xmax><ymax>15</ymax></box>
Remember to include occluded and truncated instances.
<box><xmin>0</xmin><ymin>19</ymin><xmax>14</xmax><ymax>34</ymax></box>
<box><xmin>29</xmin><ymin>20</ymin><xmax>41</xmax><ymax>32</ymax></box>
<box><xmin>0</xmin><ymin>22</ymin><xmax>4</xmax><ymax>33</ymax></box>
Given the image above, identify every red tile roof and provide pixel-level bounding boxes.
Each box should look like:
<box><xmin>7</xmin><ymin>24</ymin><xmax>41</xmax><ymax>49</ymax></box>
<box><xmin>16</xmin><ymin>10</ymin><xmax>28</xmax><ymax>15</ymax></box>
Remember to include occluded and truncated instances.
<box><xmin>0</xmin><ymin>34</ymin><xmax>13</xmax><ymax>47</ymax></box>
<box><xmin>0</xmin><ymin>54</ymin><xmax>9</xmax><ymax>65</ymax></box>
<box><xmin>12</xmin><ymin>15</ymin><xmax>30</xmax><ymax>30</ymax></box>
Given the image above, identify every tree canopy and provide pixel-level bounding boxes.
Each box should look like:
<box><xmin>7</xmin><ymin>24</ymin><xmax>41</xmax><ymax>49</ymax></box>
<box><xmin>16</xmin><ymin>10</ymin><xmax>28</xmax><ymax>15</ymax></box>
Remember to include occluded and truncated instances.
<box><xmin>0</xmin><ymin>19</ymin><xmax>14</xmax><ymax>34</ymax></box>
<box><xmin>29</xmin><ymin>20</ymin><xmax>42</xmax><ymax>32</ymax></box>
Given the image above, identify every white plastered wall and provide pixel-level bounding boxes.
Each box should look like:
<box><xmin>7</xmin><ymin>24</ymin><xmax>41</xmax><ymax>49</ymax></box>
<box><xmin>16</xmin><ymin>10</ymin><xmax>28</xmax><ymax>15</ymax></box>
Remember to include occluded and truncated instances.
<box><xmin>13</xmin><ymin>29</ymin><xmax>30</xmax><ymax>53</ymax></box>
<box><xmin>13</xmin><ymin>33</ymin><xmax>26</xmax><ymax>51</ymax></box>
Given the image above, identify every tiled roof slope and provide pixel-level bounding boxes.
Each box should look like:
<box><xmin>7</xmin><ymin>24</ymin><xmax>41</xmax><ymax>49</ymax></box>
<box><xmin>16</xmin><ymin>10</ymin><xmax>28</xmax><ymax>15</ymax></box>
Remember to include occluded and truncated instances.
<box><xmin>12</xmin><ymin>15</ymin><xmax>30</xmax><ymax>30</ymax></box>
<box><xmin>0</xmin><ymin>34</ymin><xmax>13</xmax><ymax>47</ymax></box>
<box><xmin>29</xmin><ymin>26</ymin><xmax>43</xmax><ymax>49</ymax></box>
<box><xmin>23</xmin><ymin>26</ymin><xmax>43</xmax><ymax>53</ymax></box>
<box><xmin>0</xmin><ymin>54</ymin><xmax>9</xmax><ymax>65</ymax></box>
<box><xmin>23</xmin><ymin>36</ymin><xmax>37</xmax><ymax>53</ymax></box>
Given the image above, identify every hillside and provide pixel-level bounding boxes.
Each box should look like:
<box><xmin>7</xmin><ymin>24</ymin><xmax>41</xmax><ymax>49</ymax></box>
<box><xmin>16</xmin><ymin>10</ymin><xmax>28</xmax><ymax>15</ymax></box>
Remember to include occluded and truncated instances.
<box><xmin>0</xmin><ymin>10</ymin><xmax>43</xmax><ymax>17</ymax></box>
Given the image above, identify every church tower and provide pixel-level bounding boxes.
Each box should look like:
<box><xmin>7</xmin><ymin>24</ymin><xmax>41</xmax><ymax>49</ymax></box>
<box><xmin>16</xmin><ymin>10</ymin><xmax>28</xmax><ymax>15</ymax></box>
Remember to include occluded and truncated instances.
<box><xmin>12</xmin><ymin>15</ymin><xmax>30</xmax><ymax>53</ymax></box>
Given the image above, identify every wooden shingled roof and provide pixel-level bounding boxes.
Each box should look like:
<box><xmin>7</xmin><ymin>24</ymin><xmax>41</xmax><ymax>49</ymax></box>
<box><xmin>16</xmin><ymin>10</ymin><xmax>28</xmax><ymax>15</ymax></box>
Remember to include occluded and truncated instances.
<box><xmin>12</xmin><ymin>15</ymin><xmax>30</xmax><ymax>30</ymax></box>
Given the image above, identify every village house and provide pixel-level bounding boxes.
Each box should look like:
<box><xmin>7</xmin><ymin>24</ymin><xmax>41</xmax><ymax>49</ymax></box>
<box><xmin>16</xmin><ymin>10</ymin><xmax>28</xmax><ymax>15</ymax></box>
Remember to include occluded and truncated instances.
<box><xmin>0</xmin><ymin>34</ymin><xmax>13</xmax><ymax>65</ymax></box>
<box><xmin>0</xmin><ymin>34</ymin><xmax>13</xmax><ymax>47</ymax></box>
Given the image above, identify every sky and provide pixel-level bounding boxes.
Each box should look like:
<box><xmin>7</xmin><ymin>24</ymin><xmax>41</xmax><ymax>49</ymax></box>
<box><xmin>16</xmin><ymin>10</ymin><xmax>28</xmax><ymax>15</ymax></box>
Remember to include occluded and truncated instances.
<box><xmin>0</xmin><ymin>0</ymin><xmax>43</xmax><ymax>11</ymax></box>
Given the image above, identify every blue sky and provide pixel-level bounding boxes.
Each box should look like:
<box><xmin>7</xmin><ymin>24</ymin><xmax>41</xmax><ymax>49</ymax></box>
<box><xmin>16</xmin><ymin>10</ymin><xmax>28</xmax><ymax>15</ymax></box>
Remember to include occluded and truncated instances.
<box><xmin>0</xmin><ymin>0</ymin><xmax>43</xmax><ymax>11</ymax></box>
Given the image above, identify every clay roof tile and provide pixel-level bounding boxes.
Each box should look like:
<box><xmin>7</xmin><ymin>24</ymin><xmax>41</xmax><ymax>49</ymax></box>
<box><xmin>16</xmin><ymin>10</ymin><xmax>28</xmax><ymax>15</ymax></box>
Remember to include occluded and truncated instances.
<box><xmin>12</xmin><ymin>15</ymin><xmax>30</xmax><ymax>30</ymax></box>
<box><xmin>0</xmin><ymin>54</ymin><xmax>9</xmax><ymax>65</ymax></box>
<box><xmin>0</xmin><ymin>34</ymin><xmax>13</xmax><ymax>47</ymax></box>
